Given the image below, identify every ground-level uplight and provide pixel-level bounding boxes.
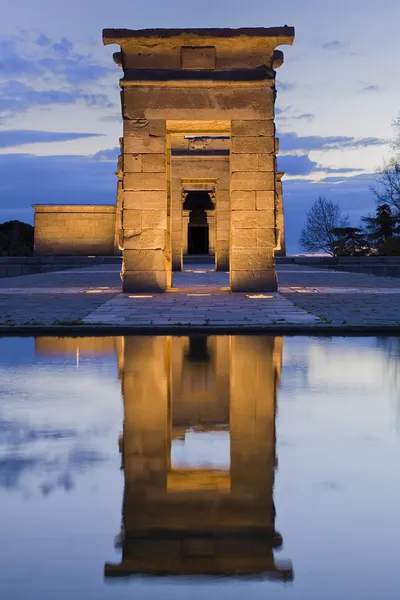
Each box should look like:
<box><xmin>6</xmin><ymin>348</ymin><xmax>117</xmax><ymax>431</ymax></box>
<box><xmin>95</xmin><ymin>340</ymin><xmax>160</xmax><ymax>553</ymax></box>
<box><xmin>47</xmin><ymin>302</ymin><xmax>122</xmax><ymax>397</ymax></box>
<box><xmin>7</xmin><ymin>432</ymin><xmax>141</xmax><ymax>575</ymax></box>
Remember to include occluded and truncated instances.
<box><xmin>129</xmin><ymin>295</ymin><xmax>154</xmax><ymax>299</ymax></box>
<box><xmin>246</xmin><ymin>294</ymin><xmax>274</xmax><ymax>299</ymax></box>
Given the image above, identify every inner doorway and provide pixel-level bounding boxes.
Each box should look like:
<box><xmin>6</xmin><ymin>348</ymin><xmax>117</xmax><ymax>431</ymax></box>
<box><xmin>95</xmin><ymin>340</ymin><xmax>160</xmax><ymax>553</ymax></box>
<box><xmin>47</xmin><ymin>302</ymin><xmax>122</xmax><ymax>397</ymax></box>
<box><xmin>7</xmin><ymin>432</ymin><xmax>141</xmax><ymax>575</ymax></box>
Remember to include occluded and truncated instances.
<box><xmin>188</xmin><ymin>209</ymin><xmax>209</xmax><ymax>255</ymax></box>
<box><xmin>183</xmin><ymin>190</ymin><xmax>215</xmax><ymax>261</ymax></box>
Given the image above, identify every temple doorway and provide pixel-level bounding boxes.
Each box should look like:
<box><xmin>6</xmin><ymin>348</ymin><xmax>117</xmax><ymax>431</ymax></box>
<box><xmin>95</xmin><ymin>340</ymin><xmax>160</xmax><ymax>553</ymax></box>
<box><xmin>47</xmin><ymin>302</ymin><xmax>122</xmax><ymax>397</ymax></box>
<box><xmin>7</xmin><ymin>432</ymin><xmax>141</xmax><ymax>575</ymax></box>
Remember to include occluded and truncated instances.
<box><xmin>183</xmin><ymin>190</ymin><xmax>215</xmax><ymax>261</ymax></box>
<box><xmin>188</xmin><ymin>209</ymin><xmax>209</xmax><ymax>255</ymax></box>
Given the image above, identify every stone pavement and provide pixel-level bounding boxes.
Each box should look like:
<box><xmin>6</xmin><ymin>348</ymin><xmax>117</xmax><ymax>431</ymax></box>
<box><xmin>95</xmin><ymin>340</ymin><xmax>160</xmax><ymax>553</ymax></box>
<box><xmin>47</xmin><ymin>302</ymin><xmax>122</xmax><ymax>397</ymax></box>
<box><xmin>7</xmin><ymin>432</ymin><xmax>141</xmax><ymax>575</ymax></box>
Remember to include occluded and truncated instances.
<box><xmin>0</xmin><ymin>262</ymin><xmax>399</xmax><ymax>332</ymax></box>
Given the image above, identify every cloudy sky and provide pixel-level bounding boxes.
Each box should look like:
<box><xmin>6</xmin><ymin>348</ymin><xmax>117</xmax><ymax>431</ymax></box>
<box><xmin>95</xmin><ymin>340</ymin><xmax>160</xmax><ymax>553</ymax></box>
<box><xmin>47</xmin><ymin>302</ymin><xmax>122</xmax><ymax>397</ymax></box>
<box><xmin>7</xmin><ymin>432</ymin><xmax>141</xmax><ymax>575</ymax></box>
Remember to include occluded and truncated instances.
<box><xmin>0</xmin><ymin>0</ymin><xmax>399</xmax><ymax>252</ymax></box>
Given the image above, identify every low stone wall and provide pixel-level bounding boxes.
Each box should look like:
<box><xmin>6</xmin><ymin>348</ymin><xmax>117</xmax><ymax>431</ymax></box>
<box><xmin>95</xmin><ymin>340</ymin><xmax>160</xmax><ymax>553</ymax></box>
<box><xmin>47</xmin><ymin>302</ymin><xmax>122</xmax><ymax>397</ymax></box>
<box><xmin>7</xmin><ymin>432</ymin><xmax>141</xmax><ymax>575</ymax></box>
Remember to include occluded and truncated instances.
<box><xmin>34</xmin><ymin>205</ymin><xmax>117</xmax><ymax>256</ymax></box>
<box><xmin>277</xmin><ymin>256</ymin><xmax>400</xmax><ymax>278</ymax></box>
<box><xmin>0</xmin><ymin>256</ymin><xmax>121</xmax><ymax>279</ymax></box>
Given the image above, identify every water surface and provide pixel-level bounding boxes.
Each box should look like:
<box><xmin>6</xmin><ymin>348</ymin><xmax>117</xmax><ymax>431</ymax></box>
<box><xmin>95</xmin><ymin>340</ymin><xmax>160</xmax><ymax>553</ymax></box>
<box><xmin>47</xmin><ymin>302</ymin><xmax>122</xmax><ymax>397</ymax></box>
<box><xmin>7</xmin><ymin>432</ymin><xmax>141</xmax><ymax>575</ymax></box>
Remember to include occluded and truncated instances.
<box><xmin>1</xmin><ymin>335</ymin><xmax>400</xmax><ymax>599</ymax></box>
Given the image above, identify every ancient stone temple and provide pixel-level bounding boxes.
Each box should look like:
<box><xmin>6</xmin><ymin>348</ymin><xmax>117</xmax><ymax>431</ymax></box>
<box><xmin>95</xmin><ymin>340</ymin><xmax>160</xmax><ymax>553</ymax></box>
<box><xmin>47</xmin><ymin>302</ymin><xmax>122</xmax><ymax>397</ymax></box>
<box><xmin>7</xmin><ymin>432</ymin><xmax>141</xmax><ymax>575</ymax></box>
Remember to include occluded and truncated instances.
<box><xmin>33</xmin><ymin>27</ymin><xmax>294</xmax><ymax>292</ymax></box>
<box><xmin>104</xmin><ymin>27</ymin><xmax>294</xmax><ymax>292</ymax></box>
<box><xmin>105</xmin><ymin>335</ymin><xmax>293</xmax><ymax>578</ymax></box>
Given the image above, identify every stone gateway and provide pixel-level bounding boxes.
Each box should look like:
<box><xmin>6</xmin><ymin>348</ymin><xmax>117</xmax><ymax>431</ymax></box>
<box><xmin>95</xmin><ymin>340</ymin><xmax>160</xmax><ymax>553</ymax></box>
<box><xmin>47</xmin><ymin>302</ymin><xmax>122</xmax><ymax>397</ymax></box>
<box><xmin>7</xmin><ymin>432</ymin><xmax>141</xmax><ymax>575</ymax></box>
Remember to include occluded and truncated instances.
<box><xmin>34</xmin><ymin>27</ymin><xmax>295</xmax><ymax>292</ymax></box>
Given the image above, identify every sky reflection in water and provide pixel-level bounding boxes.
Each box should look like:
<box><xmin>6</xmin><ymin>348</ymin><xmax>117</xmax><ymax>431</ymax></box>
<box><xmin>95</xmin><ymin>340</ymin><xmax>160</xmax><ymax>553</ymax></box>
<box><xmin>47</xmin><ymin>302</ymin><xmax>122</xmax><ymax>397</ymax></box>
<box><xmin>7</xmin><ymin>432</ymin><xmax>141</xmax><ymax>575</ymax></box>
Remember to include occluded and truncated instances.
<box><xmin>0</xmin><ymin>335</ymin><xmax>400</xmax><ymax>600</ymax></box>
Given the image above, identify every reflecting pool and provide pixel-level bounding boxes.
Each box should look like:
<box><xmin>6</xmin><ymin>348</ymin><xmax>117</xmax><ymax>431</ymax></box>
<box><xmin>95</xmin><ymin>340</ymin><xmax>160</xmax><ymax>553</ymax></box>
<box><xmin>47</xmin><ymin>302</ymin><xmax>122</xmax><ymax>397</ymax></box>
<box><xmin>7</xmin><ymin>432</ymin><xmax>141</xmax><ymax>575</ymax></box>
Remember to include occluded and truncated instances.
<box><xmin>1</xmin><ymin>336</ymin><xmax>400</xmax><ymax>599</ymax></box>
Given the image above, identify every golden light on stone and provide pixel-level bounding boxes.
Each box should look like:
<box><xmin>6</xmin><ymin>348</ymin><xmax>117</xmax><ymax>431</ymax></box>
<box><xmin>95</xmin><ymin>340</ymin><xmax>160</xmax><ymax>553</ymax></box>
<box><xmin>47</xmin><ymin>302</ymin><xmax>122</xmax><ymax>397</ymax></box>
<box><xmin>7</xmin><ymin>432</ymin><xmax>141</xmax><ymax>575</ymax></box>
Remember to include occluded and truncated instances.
<box><xmin>128</xmin><ymin>295</ymin><xmax>154</xmax><ymax>298</ymax></box>
<box><xmin>187</xmin><ymin>293</ymin><xmax>211</xmax><ymax>297</ymax></box>
<box><xmin>246</xmin><ymin>294</ymin><xmax>274</xmax><ymax>299</ymax></box>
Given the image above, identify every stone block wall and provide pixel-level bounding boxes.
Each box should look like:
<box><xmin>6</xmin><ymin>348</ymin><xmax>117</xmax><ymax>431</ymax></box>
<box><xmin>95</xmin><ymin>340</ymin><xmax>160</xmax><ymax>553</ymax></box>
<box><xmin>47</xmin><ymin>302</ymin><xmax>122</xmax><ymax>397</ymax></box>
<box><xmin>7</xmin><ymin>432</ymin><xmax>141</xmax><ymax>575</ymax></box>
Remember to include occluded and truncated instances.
<box><xmin>121</xmin><ymin>119</ymin><xmax>169</xmax><ymax>292</ymax></box>
<box><xmin>230</xmin><ymin>120</ymin><xmax>277</xmax><ymax>291</ymax></box>
<box><xmin>34</xmin><ymin>205</ymin><xmax>116</xmax><ymax>256</ymax></box>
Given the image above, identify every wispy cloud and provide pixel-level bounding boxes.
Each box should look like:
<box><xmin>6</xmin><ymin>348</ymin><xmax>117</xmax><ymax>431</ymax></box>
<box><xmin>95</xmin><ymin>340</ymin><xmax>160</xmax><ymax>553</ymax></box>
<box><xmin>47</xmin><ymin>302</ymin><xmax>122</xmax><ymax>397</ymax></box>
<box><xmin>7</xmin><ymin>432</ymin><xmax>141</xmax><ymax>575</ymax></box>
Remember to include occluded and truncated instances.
<box><xmin>278</xmin><ymin>154</ymin><xmax>365</xmax><ymax>176</ymax></box>
<box><xmin>0</xmin><ymin>33</ymin><xmax>116</xmax><ymax>123</ymax></box>
<box><xmin>297</xmin><ymin>113</ymin><xmax>315</xmax><ymax>121</ymax></box>
<box><xmin>279</xmin><ymin>132</ymin><xmax>387</xmax><ymax>152</ymax></box>
<box><xmin>0</xmin><ymin>130</ymin><xmax>103</xmax><ymax>149</ymax></box>
<box><xmin>277</xmin><ymin>81</ymin><xmax>296</xmax><ymax>92</ymax></box>
<box><xmin>0</xmin><ymin>34</ymin><xmax>113</xmax><ymax>84</ymax></box>
<box><xmin>0</xmin><ymin>80</ymin><xmax>113</xmax><ymax>122</ymax></box>
<box><xmin>322</xmin><ymin>40</ymin><xmax>346</xmax><ymax>50</ymax></box>
<box><xmin>361</xmin><ymin>84</ymin><xmax>381</xmax><ymax>93</ymax></box>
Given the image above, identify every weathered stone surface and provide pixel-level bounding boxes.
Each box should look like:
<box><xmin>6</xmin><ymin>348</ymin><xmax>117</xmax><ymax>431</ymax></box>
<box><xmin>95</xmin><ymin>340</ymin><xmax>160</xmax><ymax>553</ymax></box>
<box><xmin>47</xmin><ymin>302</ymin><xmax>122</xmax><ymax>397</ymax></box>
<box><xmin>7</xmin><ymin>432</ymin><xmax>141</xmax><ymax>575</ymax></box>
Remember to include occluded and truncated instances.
<box><xmin>181</xmin><ymin>46</ymin><xmax>216</xmax><ymax>70</ymax></box>
<box><xmin>124</xmin><ymin>229</ymin><xmax>166</xmax><ymax>250</ymax></box>
<box><xmin>124</xmin><ymin>119</ymin><xmax>166</xmax><ymax>137</ymax></box>
<box><xmin>123</xmin><ymin>86</ymin><xmax>275</xmax><ymax>121</ymax></box>
<box><xmin>231</xmin><ymin>172</ymin><xmax>275</xmax><ymax>191</ymax></box>
<box><xmin>216</xmin><ymin>229</ymin><xmax>230</xmax><ymax>241</ymax></box>
<box><xmin>124</xmin><ymin>191</ymin><xmax>166</xmax><ymax>210</ymax></box>
<box><xmin>124</xmin><ymin>136</ymin><xmax>166</xmax><ymax>154</ymax></box>
<box><xmin>231</xmin><ymin>136</ymin><xmax>275</xmax><ymax>154</ymax></box>
<box><xmin>230</xmin><ymin>154</ymin><xmax>258</xmax><ymax>172</ymax></box>
<box><xmin>231</xmin><ymin>120</ymin><xmax>275</xmax><ymax>137</ymax></box>
<box><xmin>142</xmin><ymin>154</ymin><xmax>166</xmax><ymax>172</ymax></box>
<box><xmin>141</xmin><ymin>210</ymin><xmax>167</xmax><ymax>230</ymax></box>
<box><xmin>124</xmin><ymin>173</ymin><xmax>166</xmax><ymax>191</ymax></box>
<box><xmin>231</xmin><ymin>269</ymin><xmax>277</xmax><ymax>292</ymax></box>
<box><xmin>122</xmin><ymin>270</ymin><xmax>166</xmax><ymax>293</ymax></box>
<box><xmin>256</xmin><ymin>229</ymin><xmax>276</xmax><ymax>247</ymax></box>
<box><xmin>231</xmin><ymin>249</ymin><xmax>274</xmax><ymax>270</ymax></box>
<box><xmin>231</xmin><ymin>191</ymin><xmax>256</xmax><ymax>211</ymax></box>
<box><xmin>123</xmin><ymin>209</ymin><xmax>142</xmax><ymax>229</ymax></box>
<box><xmin>231</xmin><ymin>210</ymin><xmax>274</xmax><ymax>229</ymax></box>
<box><xmin>124</xmin><ymin>154</ymin><xmax>142</xmax><ymax>173</ymax></box>
<box><xmin>216</xmin><ymin>249</ymin><xmax>230</xmax><ymax>271</ymax></box>
<box><xmin>123</xmin><ymin>249</ymin><xmax>165</xmax><ymax>271</ymax></box>
<box><xmin>34</xmin><ymin>206</ymin><xmax>116</xmax><ymax>256</ymax></box>
<box><xmin>256</xmin><ymin>191</ymin><xmax>275</xmax><ymax>210</ymax></box>
<box><xmin>232</xmin><ymin>228</ymin><xmax>275</xmax><ymax>248</ymax></box>
<box><xmin>258</xmin><ymin>154</ymin><xmax>275</xmax><ymax>172</ymax></box>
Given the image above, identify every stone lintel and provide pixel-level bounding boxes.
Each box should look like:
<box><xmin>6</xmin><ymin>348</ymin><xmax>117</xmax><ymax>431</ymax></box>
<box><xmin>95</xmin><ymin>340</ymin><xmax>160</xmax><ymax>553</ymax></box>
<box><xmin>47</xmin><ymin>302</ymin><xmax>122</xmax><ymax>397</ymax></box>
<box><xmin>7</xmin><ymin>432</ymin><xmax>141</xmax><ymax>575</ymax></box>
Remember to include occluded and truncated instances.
<box><xmin>103</xmin><ymin>27</ymin><xmax>295</xmax><ymax>45</ymax></box>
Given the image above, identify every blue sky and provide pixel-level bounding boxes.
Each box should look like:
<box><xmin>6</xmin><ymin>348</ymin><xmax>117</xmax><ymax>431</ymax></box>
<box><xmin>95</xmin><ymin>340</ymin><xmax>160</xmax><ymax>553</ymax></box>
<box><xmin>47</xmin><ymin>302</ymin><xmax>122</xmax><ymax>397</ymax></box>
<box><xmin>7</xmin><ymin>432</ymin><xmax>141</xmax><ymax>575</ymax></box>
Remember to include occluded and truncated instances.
<box><xmin>0</xmin><ymin>0</ymin><xmax>399</xmax><ymax>252</ymax></box>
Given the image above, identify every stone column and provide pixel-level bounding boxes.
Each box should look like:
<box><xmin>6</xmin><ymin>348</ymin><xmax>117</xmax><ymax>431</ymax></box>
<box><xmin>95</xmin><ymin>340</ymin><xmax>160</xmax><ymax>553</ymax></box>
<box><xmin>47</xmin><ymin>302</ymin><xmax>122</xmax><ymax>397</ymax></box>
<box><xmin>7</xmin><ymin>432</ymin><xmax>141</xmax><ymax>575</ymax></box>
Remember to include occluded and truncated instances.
<box><xmin>230</xmin><ymin>120</ymin><xmax>277</xmax><ymax>291</ymax></box>
<box><xmin>122</xmin><ymin>119</ymin><xmax>168</xmax><ymax>292</ymax></box>
<box><xmin>171</xmin><ymin>188</ymin><xmax>184</xmax><ymax>271</ymax></box>
<box><xmin>216</xmin><ymin>185</ymin><xmax>230</xmax><ymax>271</ymax></box>
<box><xmin>274</xmin><ymin>171</ymin><xmax>286</xmax><ymax>256</ymax></box>
<box><xmin>182</xmin><ymin>211</ymin><xmax>190</xmax><ymax>256</ymax></box>
<box><xmin>207</xmin><ymin>212</ymin><xmax>216</xmax><ymax>256</ymax></box>
<box><xmin>114</xmin><ymin>141</ymin><xmax>123</xmax><ymax>255</ymax></box>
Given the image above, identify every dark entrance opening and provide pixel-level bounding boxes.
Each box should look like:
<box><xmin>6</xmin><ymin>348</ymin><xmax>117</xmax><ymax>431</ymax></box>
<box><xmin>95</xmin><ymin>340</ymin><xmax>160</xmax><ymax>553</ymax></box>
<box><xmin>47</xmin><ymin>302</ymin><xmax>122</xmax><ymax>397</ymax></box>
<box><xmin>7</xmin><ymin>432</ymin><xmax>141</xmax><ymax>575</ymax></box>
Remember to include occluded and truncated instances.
<box><xmin>183</xmin><ymin>191</ymin><xmax>214</xmax><ymax>256</ymax></box>
<box><xmin>188</xmin><ymin>210</ymin><xmax>209</xmax><ymax>254</ymax></box>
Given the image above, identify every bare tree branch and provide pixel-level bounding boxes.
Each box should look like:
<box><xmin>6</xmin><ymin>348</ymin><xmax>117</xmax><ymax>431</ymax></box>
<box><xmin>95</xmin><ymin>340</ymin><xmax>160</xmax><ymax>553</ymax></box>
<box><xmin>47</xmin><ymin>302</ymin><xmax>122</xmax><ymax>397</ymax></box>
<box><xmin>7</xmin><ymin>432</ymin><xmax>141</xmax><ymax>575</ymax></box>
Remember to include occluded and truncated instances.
<box><xmin>299</xmin><ymin>196</ymin><xmax>350</xmax><ymax>255</ymax></box>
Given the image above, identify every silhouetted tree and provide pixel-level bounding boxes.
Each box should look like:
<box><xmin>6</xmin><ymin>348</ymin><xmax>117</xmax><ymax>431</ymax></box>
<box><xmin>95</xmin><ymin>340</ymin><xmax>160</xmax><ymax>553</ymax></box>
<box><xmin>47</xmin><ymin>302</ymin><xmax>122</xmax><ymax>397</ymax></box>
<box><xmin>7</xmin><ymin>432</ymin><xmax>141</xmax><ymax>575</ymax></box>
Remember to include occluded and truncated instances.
<box><xmin>331</xmin><ymin>227</ymin><xmax>369</xmax><ymax>256</ymax></box>
<box><xmin>371</xmin><ymin>162</ymin><xmax>400</xmax><ymax>218</ymax></box>
<box><xmin>0</xmin><ymin>221</ymin><xmax>34</xmax><ymax>256</ymax></box>
<box><xmin>381</xmin><ymin>236</ymin><xmax>400</xmax><ymax>256</ymax></box>
<box><xmin>299</xmin><ymin>196</ymin><xmax>350</xmax><ymax>256</ymax></box>
<box><xmin>362</xmin><ymin>203</ymin><xmax>399</xmax><ymax>248</ymax></box>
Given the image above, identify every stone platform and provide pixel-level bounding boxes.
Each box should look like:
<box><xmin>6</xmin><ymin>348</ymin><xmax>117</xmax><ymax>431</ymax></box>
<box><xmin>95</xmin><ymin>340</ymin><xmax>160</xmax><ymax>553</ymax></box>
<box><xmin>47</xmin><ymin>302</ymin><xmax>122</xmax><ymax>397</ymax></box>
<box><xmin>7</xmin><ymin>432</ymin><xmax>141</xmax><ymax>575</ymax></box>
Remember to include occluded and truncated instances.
<box><xmin>0</xmin><ymin>263</ymin><xmax>399</xmax><ymax>333</ymax></box>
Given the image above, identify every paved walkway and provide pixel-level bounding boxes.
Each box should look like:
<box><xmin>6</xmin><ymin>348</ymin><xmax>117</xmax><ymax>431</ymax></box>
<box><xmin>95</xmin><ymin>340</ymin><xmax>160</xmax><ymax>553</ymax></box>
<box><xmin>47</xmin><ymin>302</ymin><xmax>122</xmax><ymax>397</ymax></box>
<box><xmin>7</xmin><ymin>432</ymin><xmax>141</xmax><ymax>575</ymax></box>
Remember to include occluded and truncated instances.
<box><xmin>0</xmin><ymin>263</ymin><xmax>399</xmax><ymax>332</ymax></box>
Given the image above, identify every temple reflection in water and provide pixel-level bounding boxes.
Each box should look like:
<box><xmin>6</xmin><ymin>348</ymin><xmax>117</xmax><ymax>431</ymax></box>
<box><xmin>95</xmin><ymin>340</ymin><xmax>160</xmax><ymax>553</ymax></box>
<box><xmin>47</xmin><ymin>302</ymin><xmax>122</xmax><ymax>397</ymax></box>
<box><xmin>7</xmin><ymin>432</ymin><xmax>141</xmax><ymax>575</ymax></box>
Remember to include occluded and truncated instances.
<box><xmin>35</xmin><ymin>335</ymin><xmax>292</xmax><ymax>580</ymax></box>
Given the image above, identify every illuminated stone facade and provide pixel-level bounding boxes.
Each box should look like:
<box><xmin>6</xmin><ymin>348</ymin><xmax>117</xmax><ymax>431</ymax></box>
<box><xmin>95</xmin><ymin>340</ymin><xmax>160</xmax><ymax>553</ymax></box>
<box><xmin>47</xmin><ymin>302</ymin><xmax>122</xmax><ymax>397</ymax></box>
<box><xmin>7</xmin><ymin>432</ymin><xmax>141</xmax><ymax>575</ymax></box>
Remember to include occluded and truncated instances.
<box><xmin>103</xmin><ymin>27</ymin><xmax>294</xmax><ymax>291</ymax></box>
